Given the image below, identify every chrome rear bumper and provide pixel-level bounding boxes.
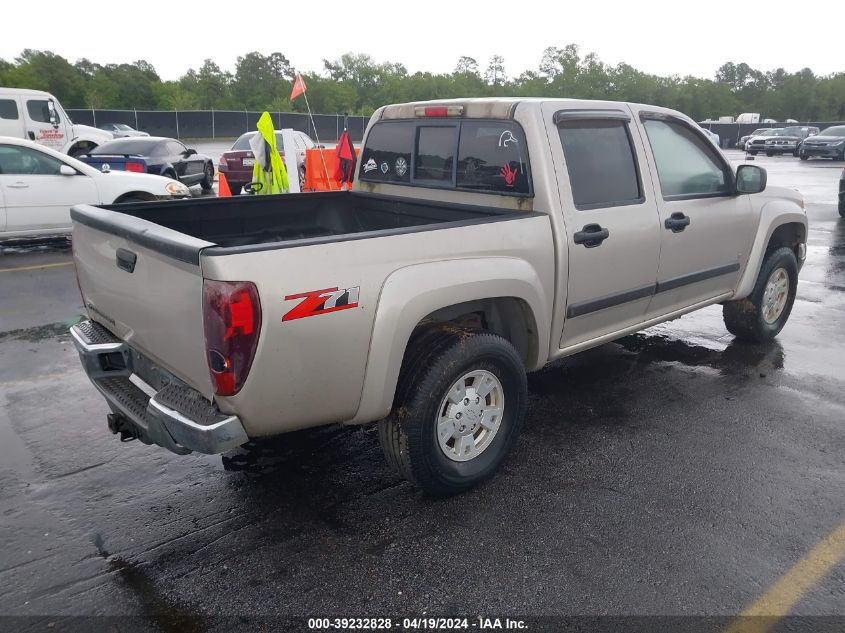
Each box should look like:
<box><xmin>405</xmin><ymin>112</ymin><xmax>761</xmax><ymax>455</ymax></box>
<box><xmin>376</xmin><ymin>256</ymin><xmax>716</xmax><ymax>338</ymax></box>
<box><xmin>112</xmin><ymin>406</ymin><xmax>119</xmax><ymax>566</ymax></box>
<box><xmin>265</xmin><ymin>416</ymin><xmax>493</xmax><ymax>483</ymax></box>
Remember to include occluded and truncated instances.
<box><xmin>70</xmin><ymin>320</ymin><xmax>248</xmax><ymax>455</ymax></box>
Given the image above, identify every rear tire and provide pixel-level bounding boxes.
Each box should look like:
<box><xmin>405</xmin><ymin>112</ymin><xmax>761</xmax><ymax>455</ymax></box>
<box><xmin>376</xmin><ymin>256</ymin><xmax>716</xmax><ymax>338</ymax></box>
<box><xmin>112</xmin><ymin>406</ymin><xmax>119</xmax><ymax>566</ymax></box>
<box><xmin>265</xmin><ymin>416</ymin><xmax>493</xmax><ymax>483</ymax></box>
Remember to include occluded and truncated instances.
<box><xmin>766</xmin><ymin>151</ymin><xmax>774</xmax><ymax>157</ymax></box>
<box><xmin>723</xmin><ymin>247</ymin><xmax>798</xmax><ymax>343</ymax></box>
<box><xmin>750</xmin><ymin>151</ymin><xmax>758</xmax><ymax>156</ymax></box>
<box><xmin>800</xmin><ymin>155</ymin><xmax>809</xmax><ymax>161</ymax></box>
<box><xmin>200</xmin><ymin>164</ymin><xmax>214</xmax><ymax>191</ymax></box>
<box><xmin>379</xmin><ymin>326</ymin><xmax>527</xmax><ymax>496</ymax></box>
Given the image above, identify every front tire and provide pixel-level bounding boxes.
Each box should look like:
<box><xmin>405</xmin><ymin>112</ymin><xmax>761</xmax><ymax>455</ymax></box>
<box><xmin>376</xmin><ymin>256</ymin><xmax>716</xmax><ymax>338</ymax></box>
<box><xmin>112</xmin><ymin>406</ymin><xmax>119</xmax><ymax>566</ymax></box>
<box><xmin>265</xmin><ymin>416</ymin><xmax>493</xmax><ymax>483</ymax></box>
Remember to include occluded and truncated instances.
<box><xmin>379</xmin><ymin>326</ymin><xmax>527</xmax><ymax>496</ymax></box>
<box><xmin>723</xmin><ymin>247</ymin><xmax>798</xmax><ymax>342</ymax></box>
<box><xmin>800</xmin><ymin>155</ymin><xmax>809</xmax><ymax>161</ymax></box>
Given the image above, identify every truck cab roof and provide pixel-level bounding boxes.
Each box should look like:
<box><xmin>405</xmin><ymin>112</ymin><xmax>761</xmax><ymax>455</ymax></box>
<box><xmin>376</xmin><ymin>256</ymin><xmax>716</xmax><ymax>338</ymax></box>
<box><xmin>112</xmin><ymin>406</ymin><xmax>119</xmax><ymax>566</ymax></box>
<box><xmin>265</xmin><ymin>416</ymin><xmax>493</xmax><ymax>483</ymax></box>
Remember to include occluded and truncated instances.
<box><xmin>378</xmin><ymin>97</ymin><xmax>684</xmax><ymax>122</ymax></box>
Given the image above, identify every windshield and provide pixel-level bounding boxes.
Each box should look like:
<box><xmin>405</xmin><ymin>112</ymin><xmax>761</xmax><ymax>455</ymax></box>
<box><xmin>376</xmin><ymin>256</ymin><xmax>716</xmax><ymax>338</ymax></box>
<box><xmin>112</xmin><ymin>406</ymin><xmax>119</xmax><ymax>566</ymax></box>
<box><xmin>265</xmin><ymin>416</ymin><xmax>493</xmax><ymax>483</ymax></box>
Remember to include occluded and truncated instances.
<box><xmin>114</xmin><ymin>123</ymin><xmax>133</xmax><ymax>131</ymax></box>
<box><xmin>781</xmin><ymin>127</ymin><xmax>803</xmax><ymax>136</ymax></box>
<box><xmin>751</xmin><ymin>128</ymin><xmax>771</xmax><ymax>136</ymax></box>
<box><xmin>820</xmin><ymin>126</ymin><xmax>845</xmax><ymax>137</ymax></box>
<box><xmin>231</xmin><ymin>131</ymin><xmax>285</xmax><ymax>151</ymax></box>
<box><xmin>762</xmin><ymin>129</ymin><xmax>784</xmax><ymax>137</ymax></box>
<box><xmin>90</xmin><ymin>139</ymin><xmax>161</xmax><ymax>155</ymax></box>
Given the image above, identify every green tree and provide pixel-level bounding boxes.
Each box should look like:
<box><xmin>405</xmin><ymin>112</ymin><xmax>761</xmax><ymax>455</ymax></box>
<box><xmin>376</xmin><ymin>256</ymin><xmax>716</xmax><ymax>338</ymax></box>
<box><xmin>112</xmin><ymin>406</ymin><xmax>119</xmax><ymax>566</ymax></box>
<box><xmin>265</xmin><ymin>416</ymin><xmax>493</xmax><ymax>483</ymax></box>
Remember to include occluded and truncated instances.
<box><xmin>6</xmin><ymin>50</ymin><xmax>87</xmax><ymax>106</ymax></box>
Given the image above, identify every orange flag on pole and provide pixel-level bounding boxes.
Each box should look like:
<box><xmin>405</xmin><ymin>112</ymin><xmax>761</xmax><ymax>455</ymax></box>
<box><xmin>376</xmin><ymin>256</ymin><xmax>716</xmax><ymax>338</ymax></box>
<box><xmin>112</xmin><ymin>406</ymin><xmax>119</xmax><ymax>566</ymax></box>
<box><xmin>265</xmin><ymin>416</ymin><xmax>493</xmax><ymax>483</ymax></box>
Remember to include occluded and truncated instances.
<box><xmin>290</xmin><ymin>73</ymin><xmax>307</xmax><ymax>101</ymax></box>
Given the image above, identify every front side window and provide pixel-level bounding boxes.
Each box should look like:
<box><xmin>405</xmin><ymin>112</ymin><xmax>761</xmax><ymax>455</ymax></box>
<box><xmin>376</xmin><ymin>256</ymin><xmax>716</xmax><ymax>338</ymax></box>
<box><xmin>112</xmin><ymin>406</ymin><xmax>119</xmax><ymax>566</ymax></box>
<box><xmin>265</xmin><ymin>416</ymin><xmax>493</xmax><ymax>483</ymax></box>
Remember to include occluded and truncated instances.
<box><xmin>642</xmin><ymin>118</ymin><xmax>731</xmax><ymax>198</ymax></box>
<box><xmin>0</xmin><ymin>144</ymin><xmax>65</xmax><ymax>175</ymax></box>
<box><xmin>26</xmin><ymin>100</ymin><xmax>58</xmax><ymax>124</ymax></box>
<box><xmin>558</xmin><ymin>119</ymin><xmax>642</xmax><ymax>209</ymax></box>
<box><xmin>0</xmin><ymin>100</ymin><xmax>20</xmax><ymax>120</ymax></box>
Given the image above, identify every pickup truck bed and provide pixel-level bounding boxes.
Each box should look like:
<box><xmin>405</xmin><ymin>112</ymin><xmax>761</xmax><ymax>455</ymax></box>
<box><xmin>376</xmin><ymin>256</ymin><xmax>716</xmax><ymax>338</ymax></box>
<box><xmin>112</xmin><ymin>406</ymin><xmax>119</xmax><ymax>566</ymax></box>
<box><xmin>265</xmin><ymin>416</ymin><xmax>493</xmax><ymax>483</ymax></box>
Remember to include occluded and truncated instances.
<box><xmin>91</xmin><ymin>191</ymin><xmax>520</xmax><ymax>254</ymax></box>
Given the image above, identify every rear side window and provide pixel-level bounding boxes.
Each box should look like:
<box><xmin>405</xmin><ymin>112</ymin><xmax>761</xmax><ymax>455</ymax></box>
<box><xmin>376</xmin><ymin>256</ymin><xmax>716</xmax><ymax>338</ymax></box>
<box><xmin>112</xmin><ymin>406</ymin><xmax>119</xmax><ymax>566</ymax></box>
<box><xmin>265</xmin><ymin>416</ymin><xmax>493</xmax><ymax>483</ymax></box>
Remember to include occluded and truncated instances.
<box><xmin>360</xmin><ymin>119</ymin><xmax>531</xmax><ymax>195</ymax></box>
<box><xmin>457</xmin><ymin>121</ymin><xmax>529</xmax><ymax>194</ymax></box>
<box><xmin>558</xmin><ymin>120</ymin><xmax>642</xmax><ymax>209</ymax></box>
<box><xmin>26</xmin><ymin>100</ymin><xmax>58</xmax><ymax>124</ymax></box>
<box><xmin>360</xmin><ymin>121</ymin><xmax>413</xmax><ymax>183</ymax></box>
<box><xmin>0</xmin><ymin>99</ymin><xmax>19</xmax><ymax>120</ymax></box>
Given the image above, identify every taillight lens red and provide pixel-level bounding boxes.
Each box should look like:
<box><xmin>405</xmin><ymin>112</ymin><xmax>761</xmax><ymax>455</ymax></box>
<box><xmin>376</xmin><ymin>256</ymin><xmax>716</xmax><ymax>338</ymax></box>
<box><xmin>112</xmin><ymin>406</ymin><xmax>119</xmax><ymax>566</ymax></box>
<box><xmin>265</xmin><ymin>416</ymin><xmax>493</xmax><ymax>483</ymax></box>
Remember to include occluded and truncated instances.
<box><xmin>202</xmin><ymin>280</ymin><xmax>261</xmax><ymax>396</ymax></box>
<box><xmin>125</xmin><ymin>161</ymin><xmax>145</xmax><ymax>173</ymax></box>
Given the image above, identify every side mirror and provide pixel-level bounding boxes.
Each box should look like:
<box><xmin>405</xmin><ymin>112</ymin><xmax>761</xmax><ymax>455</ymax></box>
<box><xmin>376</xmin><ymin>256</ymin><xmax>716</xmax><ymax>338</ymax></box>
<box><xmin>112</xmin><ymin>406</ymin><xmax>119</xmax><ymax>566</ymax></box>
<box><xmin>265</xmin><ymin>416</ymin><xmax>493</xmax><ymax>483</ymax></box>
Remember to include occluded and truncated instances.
<box><xmin>184</xmin><ymin>148</ymin><xmax>197</xmax><ymax>156</ymax></box>
<box><xmin>59</xmin><ymin>165</ymin><xmax>77</xmax><ymax>176</ymax></box>
<box><xmin>736</xmin><ymin>164</ymin><xmax>767</xmax><ymax>194</ymax></box>
<box><xmin>47</xmin><ymin>99</ymin><xmax>59</xmax><ymax>128</ymax></box>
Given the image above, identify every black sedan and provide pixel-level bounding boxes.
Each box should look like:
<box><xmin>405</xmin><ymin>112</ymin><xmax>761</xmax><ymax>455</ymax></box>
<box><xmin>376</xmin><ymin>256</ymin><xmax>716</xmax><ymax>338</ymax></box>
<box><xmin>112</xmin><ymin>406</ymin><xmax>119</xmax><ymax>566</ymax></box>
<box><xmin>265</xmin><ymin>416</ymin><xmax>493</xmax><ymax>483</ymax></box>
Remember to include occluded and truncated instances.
<box><xmin>799</xmin><ymin>125</ymin><xmax>845</xmax><ymax>161</ymax></box>
<box><xmin>80</xmin><ymin>137</ymin><xmax>215</xmax><ymax>190</ymax></box>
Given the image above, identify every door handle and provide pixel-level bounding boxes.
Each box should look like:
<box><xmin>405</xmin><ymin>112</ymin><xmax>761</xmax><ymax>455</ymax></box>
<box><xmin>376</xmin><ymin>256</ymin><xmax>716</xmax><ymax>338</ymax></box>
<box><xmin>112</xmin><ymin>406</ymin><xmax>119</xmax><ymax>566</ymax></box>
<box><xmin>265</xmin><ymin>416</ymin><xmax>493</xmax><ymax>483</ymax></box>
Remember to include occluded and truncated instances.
<box><xmin>573</xmin><ymin>223</ymin><xmax>610</xmax><ymax>247</ymax></box>
<box><xmin>8</xmin><ymin>182</ymin><xmax>29</xmax><ymax>188</ymax></box>
<box><xmin>27</xmin><ymin>131</ymin><xmax>35</xmax><ymax>140</ymax></box>
<box><xmin>664</xmin><ymin>212</ymin><xmax>691</xmax><ymax>233</ymax></box>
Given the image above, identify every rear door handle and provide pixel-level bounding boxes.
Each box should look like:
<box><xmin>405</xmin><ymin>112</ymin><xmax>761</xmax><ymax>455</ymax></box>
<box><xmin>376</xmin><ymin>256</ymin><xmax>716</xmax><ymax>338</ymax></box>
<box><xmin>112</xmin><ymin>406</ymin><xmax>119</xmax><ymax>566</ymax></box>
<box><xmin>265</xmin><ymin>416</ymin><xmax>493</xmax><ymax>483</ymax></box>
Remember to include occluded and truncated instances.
<box><xmin>573</xmin><ymin>223</ymin><xmax>610</xmax><ymax>247</ymax></box>
<box><xmin>665</xmin><ymin>212</ymin><xmax>691</xmax><ymax>233</ymax></box>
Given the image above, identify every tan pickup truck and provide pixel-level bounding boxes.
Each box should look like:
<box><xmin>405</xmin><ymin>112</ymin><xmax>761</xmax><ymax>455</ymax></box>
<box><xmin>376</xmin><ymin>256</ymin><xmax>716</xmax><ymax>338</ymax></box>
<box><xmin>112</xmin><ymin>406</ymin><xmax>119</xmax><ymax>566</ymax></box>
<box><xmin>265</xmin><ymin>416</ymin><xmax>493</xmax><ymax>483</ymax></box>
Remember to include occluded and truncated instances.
<box><xmin>70</xmin><ymin>98</ymin><xmax>807</xmax><ymax>495</ymax></box>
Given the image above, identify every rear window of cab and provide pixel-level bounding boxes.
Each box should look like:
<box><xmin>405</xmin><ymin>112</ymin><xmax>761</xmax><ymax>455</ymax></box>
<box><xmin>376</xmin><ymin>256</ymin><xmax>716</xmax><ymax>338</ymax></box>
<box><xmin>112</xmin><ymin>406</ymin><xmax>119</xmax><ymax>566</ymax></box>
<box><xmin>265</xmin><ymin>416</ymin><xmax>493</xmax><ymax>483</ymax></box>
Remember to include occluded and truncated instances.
<box><xmin>360</xmin><ymin>119</ymin><xmax>531</xmax><ymax>195</ymax></box>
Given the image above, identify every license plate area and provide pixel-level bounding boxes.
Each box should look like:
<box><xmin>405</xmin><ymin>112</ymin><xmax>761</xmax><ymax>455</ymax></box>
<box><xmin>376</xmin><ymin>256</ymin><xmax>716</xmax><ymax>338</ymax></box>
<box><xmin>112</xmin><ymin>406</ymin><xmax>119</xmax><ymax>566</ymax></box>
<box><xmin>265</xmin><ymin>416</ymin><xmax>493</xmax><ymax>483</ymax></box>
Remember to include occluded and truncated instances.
<box><xmin>242</xmin><ymin>158</ymin><xmax>254</xmax><ymax>166</ymax></box>
<box><xmin>130</xmin><ymin>348</ymin><xmax>186</xmax><ymax>392</ymax></box>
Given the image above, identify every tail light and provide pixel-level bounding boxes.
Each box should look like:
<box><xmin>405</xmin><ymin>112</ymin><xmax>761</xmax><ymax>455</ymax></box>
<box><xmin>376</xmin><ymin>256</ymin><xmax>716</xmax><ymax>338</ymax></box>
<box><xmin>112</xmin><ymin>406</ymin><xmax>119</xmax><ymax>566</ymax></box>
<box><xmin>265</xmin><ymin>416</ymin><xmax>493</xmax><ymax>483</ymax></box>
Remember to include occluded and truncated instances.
<box><xmin>202</xmin><ymin>280</ymin><xmax>261</xmax><ymax>396</ymax></box>
<box><xmin>125</xmin><ymin>161</ymin><xmax>145</xmax><ymax>173</ymax></box>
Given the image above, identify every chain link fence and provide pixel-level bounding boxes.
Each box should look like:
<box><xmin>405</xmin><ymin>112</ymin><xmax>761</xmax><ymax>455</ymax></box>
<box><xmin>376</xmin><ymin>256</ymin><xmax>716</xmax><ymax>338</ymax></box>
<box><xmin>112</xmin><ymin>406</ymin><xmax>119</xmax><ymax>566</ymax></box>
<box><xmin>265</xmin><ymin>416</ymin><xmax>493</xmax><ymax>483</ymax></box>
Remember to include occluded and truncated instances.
<box><xmin>67</xmin><ymin>109</ymin><xmax>370</xmax><ymax>143</ymax></box>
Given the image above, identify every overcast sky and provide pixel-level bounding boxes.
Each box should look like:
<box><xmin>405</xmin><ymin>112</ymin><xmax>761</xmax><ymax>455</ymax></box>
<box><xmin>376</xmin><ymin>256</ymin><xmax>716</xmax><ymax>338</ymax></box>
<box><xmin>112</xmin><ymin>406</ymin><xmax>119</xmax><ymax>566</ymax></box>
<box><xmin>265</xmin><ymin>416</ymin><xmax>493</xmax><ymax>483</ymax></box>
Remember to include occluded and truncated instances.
<box><xmin>2</xmin><ymin>0</ymin><xmax>842</xmax><ymax>81</ymax></box>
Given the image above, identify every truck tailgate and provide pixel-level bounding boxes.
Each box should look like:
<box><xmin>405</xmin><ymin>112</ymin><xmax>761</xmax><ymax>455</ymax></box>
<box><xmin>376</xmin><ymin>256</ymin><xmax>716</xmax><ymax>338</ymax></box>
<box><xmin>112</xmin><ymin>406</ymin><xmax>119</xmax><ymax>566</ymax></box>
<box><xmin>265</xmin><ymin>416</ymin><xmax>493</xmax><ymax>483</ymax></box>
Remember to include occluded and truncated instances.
<box><xmin>72</xmin><ymin>206</ymin><xmax>215</xmax><ymax>398</ymax></box>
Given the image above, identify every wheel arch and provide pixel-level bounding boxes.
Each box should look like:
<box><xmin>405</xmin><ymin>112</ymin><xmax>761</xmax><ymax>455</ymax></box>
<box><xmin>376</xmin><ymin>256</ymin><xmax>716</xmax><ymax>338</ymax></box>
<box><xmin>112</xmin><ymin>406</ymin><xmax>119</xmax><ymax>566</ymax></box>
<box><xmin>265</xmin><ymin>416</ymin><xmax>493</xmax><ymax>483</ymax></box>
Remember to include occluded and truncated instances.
<box><xmin>113</xmin><ymin>191</ymin><xmax>156</xmax><ymax>203</ymax></box>
<box><xmin>349</xmin><ymin>258</ymin><xmax>550</xmax><ymax>425</ymax></box>
<box><xmin>63</xmin><ymin>138</ymin><xmax>98</xmax><ymax>157</ymax></box>
<box><xmin>735</xmin><ymin>205</ymin><xmax>807</xmax><ymax>299</ymax></box>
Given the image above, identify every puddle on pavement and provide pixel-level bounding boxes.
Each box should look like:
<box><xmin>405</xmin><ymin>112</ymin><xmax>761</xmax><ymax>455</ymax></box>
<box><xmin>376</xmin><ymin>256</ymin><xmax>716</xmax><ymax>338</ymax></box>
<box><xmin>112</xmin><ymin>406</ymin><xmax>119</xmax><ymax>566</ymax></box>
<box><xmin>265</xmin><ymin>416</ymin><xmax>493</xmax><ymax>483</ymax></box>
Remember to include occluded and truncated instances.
<box><xmin>0</xmin><ymin>237</ymin><xmax>72</xmax><ymax>256</ymax></box>
<box><xmin>0</xmin><ymin>318</ymin><xmax>82</xmax><ymax>343</ymax></box>
<box><xmin>0</xmin><ymin>397</ymin><xmax>36</xmax><ymax>480</ymax></box>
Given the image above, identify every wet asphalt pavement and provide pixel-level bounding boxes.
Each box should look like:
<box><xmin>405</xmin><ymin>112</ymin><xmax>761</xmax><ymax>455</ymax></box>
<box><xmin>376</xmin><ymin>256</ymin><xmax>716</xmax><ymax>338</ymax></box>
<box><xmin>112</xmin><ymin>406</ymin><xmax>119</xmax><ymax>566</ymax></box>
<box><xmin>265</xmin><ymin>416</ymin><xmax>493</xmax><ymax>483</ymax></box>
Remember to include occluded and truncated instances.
<box><xmin>0</xmin><ymin>152</ymin><xmax>843</xmax><ymax>631</ymax></box>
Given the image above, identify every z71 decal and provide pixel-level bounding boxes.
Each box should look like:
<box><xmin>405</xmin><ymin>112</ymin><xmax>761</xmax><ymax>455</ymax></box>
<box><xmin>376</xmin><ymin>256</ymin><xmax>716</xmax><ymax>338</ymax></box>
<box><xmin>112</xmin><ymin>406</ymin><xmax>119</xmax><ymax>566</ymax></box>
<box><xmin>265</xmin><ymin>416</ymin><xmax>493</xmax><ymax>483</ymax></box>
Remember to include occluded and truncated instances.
<box><xmin>282</xmin><ymin>286</ymin><xmax>360</xmax><ymax>322</ymax></box>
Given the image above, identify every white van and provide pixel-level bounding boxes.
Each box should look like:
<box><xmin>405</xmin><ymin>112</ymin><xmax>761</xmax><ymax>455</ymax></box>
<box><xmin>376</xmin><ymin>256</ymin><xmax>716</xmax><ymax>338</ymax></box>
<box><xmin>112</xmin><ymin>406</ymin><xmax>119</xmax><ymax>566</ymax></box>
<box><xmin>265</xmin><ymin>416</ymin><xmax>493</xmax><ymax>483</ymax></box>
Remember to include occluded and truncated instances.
<box><xmin>0</xmin><ymin>88</ymin><xmax>113</xmax><ymax>156</ymax></box>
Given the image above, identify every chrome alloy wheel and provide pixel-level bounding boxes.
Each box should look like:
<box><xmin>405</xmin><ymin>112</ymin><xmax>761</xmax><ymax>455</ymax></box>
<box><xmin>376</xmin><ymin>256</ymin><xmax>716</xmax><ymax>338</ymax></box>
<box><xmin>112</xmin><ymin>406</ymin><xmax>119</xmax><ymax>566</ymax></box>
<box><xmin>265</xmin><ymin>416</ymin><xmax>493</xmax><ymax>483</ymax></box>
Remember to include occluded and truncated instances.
<box><xmin>762</xmin><ymin>267</ymin><xmax>790</xmax><ymax>324</ymax></box>
<box><xmin>436</xmin><ymin>370</ymin><xmax>504</xmax><ymax>462</ymax></box>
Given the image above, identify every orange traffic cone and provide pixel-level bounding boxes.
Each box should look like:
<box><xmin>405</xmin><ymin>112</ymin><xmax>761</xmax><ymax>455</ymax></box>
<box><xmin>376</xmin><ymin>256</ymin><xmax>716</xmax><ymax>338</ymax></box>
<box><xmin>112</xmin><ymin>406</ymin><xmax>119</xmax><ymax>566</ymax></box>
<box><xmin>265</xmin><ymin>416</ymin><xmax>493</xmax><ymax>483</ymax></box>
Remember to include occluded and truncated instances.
<box><xmin>218</xmin><ymin>172</ymin><xmax>232</xmax><ymax>197</ymax></box>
